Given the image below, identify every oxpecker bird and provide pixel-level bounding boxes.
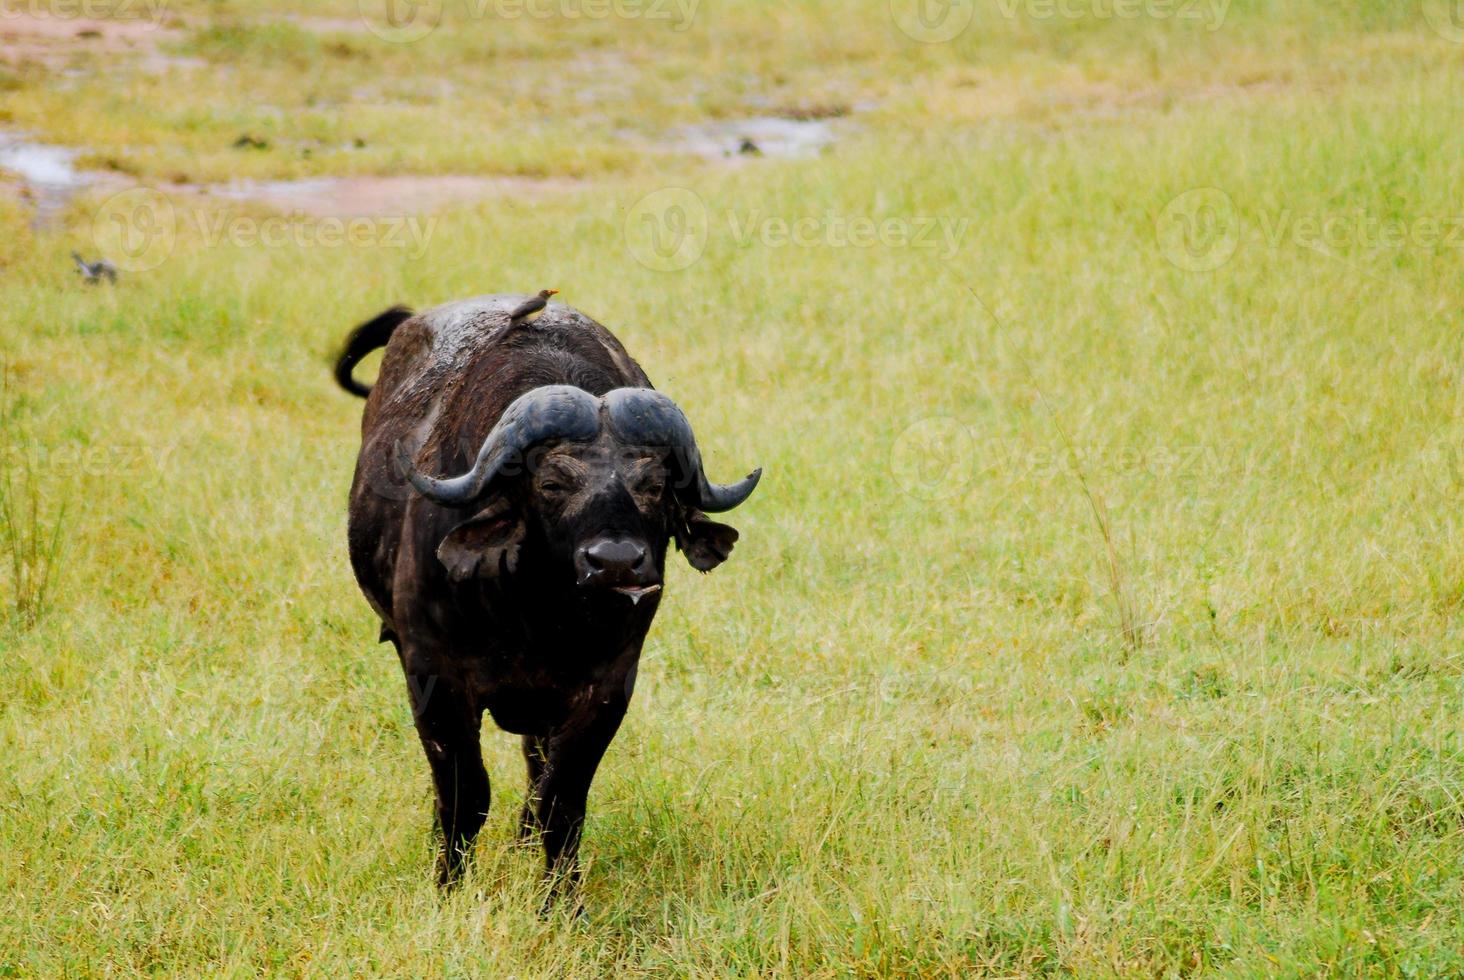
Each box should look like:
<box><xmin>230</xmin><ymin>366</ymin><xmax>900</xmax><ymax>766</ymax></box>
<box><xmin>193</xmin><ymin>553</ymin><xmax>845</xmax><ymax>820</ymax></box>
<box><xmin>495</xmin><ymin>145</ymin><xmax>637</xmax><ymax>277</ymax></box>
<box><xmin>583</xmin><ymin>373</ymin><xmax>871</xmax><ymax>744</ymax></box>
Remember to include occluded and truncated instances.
<box><xmin>508</xmin><ymin>288</ymin><xmax>558</xmax><ymax>327</ymax></box>
<box><xmin>71</xmin><ymin>252</ymin><xmax>117</xmax><ymax>284</ymax></box>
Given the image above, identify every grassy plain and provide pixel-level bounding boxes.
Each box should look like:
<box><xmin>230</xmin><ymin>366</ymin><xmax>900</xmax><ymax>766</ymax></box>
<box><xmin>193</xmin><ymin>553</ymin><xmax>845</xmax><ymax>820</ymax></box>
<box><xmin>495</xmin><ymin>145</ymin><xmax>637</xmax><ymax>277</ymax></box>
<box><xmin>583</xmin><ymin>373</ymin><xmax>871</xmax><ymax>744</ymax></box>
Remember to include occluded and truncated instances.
<box><xmin>2</xmin><ymin>0</ymin><xmax>1463</xmax><ymax>974</ymax></box>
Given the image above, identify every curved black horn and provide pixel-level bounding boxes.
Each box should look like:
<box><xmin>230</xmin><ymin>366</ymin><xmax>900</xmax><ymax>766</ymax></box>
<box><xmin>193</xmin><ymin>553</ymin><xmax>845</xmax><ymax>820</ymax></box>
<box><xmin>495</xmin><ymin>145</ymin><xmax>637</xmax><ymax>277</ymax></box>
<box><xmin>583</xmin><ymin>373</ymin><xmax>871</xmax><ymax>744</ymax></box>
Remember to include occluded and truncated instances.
<box><xmin>396</xmin><ymin>385</ymin><xmax>600</xmax><ymax>505</ymax></box>
<box><xmin>603</xmin><ymin>388</ymin><xmax>762</xmax><ymax>513</ymax></box>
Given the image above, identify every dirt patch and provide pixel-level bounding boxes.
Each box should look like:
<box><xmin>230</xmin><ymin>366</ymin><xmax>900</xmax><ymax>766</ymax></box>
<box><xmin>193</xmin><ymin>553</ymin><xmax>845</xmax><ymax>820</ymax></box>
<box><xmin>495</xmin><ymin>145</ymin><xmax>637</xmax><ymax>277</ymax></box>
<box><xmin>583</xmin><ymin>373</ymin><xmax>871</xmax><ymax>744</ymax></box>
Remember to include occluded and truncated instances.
<box><xmin>0</xmin><ymin>126</ymin><xmax>575</xmax><ymax>225</ymax></box>
<box><xmin>197</xmin><ymin>174</ymin><xmax>581</xmax><ymax>217</ymax></box>
<box><xmin>0</xmin><ymin>10</ymin><xmax>180</xmax><ymax>66</ymax></box>
<box><xmin>775</xmin><ymin>104</ymin><xmax>851</xmax><ymax>122</ymax></box>
<box><xmin>272</xmin><ymin>15</ymin><xmax>373</xmax><ymax>35</ymax></box>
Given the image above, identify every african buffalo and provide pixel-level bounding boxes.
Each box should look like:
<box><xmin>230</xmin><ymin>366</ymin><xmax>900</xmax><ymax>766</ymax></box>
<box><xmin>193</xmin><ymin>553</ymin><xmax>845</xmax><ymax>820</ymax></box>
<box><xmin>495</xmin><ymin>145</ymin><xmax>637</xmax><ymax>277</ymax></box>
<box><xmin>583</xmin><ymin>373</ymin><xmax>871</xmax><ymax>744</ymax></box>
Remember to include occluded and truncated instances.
<box><xmin>333</xmin><ymin>295</ymin><xmax>761</xmax><ymax>900</ymax></box>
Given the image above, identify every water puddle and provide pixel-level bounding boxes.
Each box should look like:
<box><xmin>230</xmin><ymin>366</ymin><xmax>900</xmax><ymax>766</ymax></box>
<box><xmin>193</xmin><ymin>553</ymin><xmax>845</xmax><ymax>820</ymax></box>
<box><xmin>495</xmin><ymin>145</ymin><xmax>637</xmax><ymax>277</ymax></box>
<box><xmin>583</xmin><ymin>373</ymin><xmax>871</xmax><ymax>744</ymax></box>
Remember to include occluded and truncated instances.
<box><xmin>0</xmin><ymin>133</ymin><xmax>120</xmax><ymax>224</ymax></box>
<box><xmin>670</xmin><ymin>115</ymin><xmax>844</xmax><ymax>160</ymax></box>
<box><xmin>0</xmin><ymin>136</ymin><xmax>81</xmax><ymax>187</ymax></box>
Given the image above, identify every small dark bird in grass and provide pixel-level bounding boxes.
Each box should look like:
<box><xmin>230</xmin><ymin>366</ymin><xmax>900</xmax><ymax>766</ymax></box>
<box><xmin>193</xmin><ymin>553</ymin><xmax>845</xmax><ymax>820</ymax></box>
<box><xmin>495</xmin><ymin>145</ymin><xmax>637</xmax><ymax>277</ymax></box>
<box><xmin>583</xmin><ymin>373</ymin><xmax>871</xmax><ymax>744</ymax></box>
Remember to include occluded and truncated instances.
<box><xmin>508</xmin><ymin>289</ymin><xmax>558</xmax><ymax>327</ymax></box>
<box><xmin>71</xmin><ymin>251</ymin><xmax>117</xmax><ymax>284</ymax></box>
<box><xmin>737</xmin><ymin>137</ymin><xmax>762</xmax><ymax>156</ymax></box>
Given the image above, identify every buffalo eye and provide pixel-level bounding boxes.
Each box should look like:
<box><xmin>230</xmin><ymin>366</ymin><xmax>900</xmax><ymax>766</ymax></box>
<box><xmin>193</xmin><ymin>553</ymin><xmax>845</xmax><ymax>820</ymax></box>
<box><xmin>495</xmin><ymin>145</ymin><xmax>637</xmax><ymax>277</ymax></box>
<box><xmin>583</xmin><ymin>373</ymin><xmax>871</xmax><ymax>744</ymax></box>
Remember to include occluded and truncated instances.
<box><xmin>629</xmin><ymin>470</ymin><xmax>666</xmax><ymax>499</ymax></box>
<box><xmin>535</xmin><ymin>467</ymin><xmax>580</xmax><ymax>498</ymax></box>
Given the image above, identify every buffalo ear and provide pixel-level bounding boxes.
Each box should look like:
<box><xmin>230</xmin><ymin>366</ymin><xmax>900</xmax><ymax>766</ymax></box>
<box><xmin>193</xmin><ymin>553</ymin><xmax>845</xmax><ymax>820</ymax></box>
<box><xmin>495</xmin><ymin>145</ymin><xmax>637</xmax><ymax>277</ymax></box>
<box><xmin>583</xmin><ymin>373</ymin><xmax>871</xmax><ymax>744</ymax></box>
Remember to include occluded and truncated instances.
<box><xmin>676</xmin><ymin>512</ymin><xmax>739</xmax><ymax>572</ymax></box>
<box><xmin>437</xmin><ymin>500</ymin><xmax>526</xmax><ymax>583</ymax></box>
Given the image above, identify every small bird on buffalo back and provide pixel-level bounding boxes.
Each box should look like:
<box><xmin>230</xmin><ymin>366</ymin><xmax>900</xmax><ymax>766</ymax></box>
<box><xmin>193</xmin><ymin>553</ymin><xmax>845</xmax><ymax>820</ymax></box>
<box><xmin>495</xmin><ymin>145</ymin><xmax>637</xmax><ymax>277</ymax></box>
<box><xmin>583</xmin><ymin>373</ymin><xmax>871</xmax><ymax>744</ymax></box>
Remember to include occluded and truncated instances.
<box><xmin>72</xmin><ymin>251</ymin><xmax>117</xmax><ymax>284</ymax></box>
<box><xmin>507</xmin><ymin>289</ymin><xmax>558</xmax><ymax>328</ymax></box>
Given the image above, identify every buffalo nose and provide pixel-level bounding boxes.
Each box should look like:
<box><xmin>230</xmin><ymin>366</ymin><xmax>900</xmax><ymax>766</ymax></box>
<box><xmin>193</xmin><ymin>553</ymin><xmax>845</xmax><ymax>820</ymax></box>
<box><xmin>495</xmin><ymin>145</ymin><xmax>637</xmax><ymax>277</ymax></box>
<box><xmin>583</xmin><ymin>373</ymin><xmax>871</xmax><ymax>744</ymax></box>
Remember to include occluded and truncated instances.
<box><xmin>576</xmin><ymin>537</ymin><xmax>654</xmax><ymax>586</ymax></box>
<box><xmin>584</xmin><ymin>539</ymin><xmax>647</xmax><ymax>573</ymax></box>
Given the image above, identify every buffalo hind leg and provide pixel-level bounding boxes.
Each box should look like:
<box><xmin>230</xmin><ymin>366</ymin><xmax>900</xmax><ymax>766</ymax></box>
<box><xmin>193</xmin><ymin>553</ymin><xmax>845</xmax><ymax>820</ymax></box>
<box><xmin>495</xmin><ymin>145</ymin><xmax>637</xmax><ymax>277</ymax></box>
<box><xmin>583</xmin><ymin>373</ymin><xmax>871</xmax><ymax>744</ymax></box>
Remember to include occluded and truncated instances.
<box><xmin>406</xmin><ymin>669</ymin><xmax>489</xmax><ymax>887</ymax></box>
<box><xmin>531</xmin><ymin>695</ymin><xmax>628</xmax><ymax>908</ymax></box>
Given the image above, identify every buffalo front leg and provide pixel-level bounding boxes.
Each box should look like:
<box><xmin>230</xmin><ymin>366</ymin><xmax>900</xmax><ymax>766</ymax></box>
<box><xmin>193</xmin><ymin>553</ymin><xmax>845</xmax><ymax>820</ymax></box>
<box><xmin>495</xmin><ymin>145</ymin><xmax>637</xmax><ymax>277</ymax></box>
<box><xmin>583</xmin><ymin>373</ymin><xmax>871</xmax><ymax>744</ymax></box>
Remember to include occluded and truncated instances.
<box><xmin>405</xmin><ymin>667</ymin><xmax>489</xmax><ymax>887</ymax></box>
<box><xmin>518</xmin><ymin>735</ymin><xmax>548</xmax><ymax>840</ymax></box>
<box><xmin>531</xmin><ymin>693</ymin><xmax>629</xmax><ymax>905</ymax></box>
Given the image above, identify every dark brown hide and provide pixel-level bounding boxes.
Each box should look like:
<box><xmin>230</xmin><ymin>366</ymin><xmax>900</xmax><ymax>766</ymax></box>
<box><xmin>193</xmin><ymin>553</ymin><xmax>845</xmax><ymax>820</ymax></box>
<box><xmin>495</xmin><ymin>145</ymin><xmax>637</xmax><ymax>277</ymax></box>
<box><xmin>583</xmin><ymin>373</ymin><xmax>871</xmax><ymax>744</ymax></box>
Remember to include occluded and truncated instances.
<box><xmin>336</xmin><ymin>295</ymin><xmax>757</xmax><ymax>902</ymax></box>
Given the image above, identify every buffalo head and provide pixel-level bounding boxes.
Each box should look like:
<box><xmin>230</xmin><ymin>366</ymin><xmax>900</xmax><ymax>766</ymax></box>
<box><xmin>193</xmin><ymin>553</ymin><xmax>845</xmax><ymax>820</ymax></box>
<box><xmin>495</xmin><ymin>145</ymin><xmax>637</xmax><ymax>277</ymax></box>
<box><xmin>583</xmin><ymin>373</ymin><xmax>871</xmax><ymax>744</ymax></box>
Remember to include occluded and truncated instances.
<box><xmin>396</xmin><ymin>385</ymin><xmax>761</xmax><ymax>599</ymax></box>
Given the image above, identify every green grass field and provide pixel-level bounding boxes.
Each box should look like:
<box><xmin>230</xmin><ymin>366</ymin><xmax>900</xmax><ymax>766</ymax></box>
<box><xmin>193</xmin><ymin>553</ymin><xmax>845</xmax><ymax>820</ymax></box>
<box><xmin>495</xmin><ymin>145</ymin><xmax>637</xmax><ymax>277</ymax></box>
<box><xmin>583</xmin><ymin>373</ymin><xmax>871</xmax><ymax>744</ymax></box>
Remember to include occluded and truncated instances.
<box><xmin>3</xmin><ymin>0</ymin><xmax>1464</xmax><ymax>974</ymax></box>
